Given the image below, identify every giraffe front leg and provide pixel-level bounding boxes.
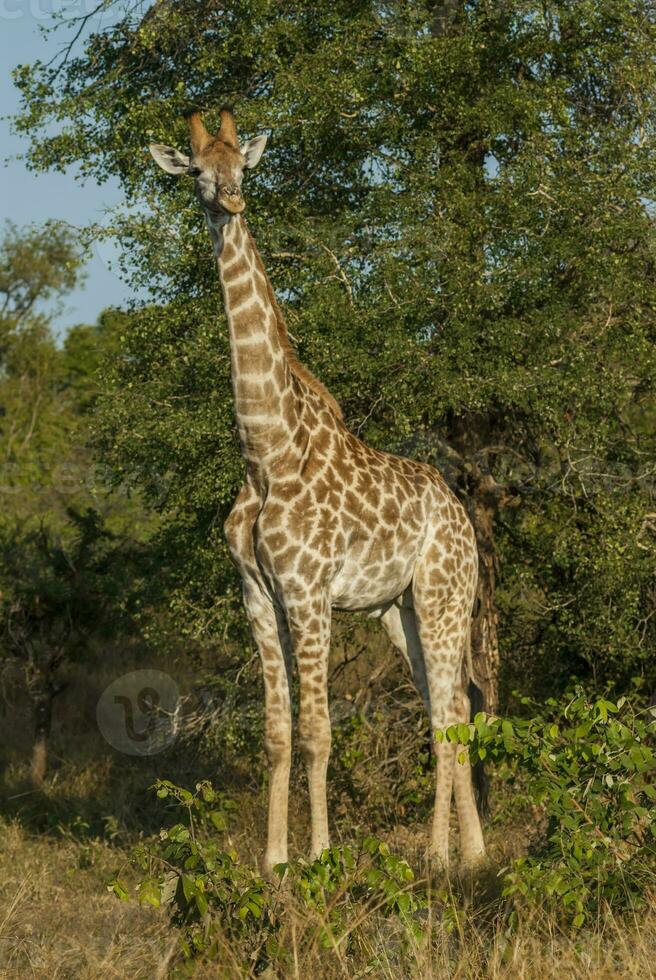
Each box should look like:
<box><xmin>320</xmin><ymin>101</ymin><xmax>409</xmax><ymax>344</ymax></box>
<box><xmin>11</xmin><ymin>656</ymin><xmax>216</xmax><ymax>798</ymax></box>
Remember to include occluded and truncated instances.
<box><xmin>286</xmin><ymin>592</ymin><xmax>332</xmax><ymax>859</ymax></box>
<box><xmin>242</xmin><ymin>584</ymin><xmax>293</xmax><ymax>877</ymax></box>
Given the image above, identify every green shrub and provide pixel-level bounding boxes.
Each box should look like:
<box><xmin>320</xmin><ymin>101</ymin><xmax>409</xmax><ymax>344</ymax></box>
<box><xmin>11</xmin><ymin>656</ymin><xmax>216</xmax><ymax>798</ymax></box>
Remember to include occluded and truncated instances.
<box><xmin>459</xmin><ymin>688</ymin><xmax>656</xmax><ymax>927</ymax></box>
<box><xmin>110</xmin><ymin>778</ymin><xmax>422</xmax><ymax>972</ymax></box>
<box><xmin>110</xmin><ymin>690</ymin><xmax>655</xmax><ymax>969</ymax></box>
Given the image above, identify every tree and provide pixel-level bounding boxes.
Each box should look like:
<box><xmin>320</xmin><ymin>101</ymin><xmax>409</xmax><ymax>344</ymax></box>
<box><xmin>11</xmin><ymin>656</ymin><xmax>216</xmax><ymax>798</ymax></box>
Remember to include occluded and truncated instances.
<box><xmin>0</xmin><ymin>223</ymin><xmax>154</xmax><ymax>782</ymax></box>
<box><xmin>0</xmin><ymin>220</ymin><xmax>82</xmax><ymax>331</ymax></box>
<box><xmin>12</xmin><ymin>1</ymin><xmax>656</xmax><ymax>704</ymax></box>
<box><xmin>0</xmin><ymin>509</ymin><xmax>140</xmax><ymax>784</ymax></box>
<box><xmin>0</xmin><ymin>221</ymin><xmax>87</xmax><ymax>521</ymax></box>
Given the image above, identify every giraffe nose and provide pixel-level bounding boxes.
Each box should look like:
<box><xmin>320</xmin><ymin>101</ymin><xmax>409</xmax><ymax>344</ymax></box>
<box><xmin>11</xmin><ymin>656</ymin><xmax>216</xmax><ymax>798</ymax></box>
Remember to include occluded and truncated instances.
<box><xmin>218</xmin><ymin>183</ymin><xmax>246</xmax><ymax>214</ymax></box>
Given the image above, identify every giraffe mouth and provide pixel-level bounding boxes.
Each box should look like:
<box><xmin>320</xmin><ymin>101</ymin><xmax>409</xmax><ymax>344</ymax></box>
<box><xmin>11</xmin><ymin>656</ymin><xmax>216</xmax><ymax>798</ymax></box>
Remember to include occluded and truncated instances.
<box><xmin>218</xmin><ymin>192</ymin><xmax>246</xmax><ymax>215</ymax></box>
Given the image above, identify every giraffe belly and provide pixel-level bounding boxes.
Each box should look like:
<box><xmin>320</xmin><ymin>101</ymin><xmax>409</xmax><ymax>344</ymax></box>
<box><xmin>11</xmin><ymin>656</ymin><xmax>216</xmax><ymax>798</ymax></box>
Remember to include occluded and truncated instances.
<box><xmin>329</xmin><ymin>551</ymin><xmax>417</xmax><ymax>611</ymax></box>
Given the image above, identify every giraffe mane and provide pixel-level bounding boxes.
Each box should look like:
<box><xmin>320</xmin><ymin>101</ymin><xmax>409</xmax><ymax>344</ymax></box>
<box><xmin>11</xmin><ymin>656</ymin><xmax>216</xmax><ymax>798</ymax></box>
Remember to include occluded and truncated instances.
<box><xmin>243</xmin><ymin>224</ymin><xmax>344</xmax><ymax>421</ymax></box>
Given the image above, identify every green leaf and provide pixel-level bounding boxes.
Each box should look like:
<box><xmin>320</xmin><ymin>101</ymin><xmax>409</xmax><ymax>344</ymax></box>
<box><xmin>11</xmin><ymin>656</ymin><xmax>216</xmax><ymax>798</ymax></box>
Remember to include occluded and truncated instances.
<box><xmin>107</xmin><ymin>879</ymin><xmax>129</xmax><ymax>902</ymax></box>
<box><xmin>138</xmin><ymin>879</ymin><xmax>161</xmax><ymax>908</ymax></box>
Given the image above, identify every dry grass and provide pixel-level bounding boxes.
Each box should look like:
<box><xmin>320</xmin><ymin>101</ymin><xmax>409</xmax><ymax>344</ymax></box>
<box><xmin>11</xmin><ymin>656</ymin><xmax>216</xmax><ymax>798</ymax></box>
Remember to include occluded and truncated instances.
<box><xmin>1</xmin><ymin>778</ymin><xmax>650</xmax><ymax>980</ymax></box>
<box><xmin>1</xmin><ymin>815</ymin><xmax>651</xmax><ymax>980</ymax></box>
<box><xmin>247</xmin><ymin>903</ymin><xmax>656</xmax><ymax>980</ymax></box>
<box><xmin>0</xmin><ymin>818</ymin><xmax>174</xmax><ymax>979</ymax></box>
<box><xmin>0</xmin><ymin>646</ymin><xmax>654</xmax><ymax>978</ymax></box>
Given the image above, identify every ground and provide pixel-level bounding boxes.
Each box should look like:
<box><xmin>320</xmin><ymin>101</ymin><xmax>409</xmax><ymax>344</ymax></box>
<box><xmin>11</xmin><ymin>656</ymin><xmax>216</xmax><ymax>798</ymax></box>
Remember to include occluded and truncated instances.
<box><xmin>0</xmin><ymin>641</ymin><xmax>653</xmax><ymax>978</ymax></box>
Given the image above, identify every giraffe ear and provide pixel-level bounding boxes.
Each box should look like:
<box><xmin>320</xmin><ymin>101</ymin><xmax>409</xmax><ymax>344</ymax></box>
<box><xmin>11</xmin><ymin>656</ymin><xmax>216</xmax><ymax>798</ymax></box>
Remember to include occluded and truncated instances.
<box><xmin>241</xmin><ymin>135</ymin><xmax>267</xmax><ymax>169</ymax></box>
<box><xmin>149</xmin><ymin>143</ymin><xmax>191</xmax><ymax>175</ymax></box>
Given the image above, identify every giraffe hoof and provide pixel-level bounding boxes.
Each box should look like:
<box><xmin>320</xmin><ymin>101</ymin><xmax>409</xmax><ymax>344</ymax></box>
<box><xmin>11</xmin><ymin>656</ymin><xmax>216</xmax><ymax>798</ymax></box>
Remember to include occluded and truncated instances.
<box><xmin>459</xmin><ymin>850</ymin><xmax>488</xmax><ymax>874</ymax></box>
<box><xmin>426</xmin><ymin>847</ymin><xmax>450</xmax><ymax>876</ymax></box>
<box><xmin>262</xmin><ymin>856</ymin><xmax>289</xmax><ymax>882</ymax></box>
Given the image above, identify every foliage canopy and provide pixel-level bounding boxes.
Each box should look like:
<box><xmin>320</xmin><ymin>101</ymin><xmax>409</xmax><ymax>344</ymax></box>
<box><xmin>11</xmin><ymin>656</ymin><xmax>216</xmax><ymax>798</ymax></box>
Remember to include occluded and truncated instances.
<box><xmin>11</xmin><ymin>0</ymin><xmax>656</xmax><ymax>689</ymax></box>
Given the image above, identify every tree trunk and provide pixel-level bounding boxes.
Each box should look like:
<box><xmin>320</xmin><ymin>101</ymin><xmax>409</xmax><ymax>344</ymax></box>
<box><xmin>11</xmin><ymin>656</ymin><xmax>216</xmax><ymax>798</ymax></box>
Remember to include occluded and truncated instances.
<box><xmin>31</xmin><ymin>686</ymin><xmax>53</xmax><ymax>787</ymax></box>
<box><xmin>428</xmin><ymin>0</ymin><xmax>503</xmax><ymax>812</ymax></box>
<box><xmin>466</xmin><ymin>480</ymin><xmax>501</xmax><ymax>715</ymax></box>
<box><xmin>460</xmin><ymin>471</ymin><xmax>506</xmax><ymax>817</ymax></box>
<box><xmin>27</xmin><ymin>652</ymin><xmax>65</xmax><ymax>788</ymax></box>
<box><xmin>429</xmin><ymin>0</ymin><xmax>461</xmax><ymax>36</ymax></box>
<box><xmin>433</xmin><ymin>437</ymin><xmax>505</xmax><ymax>718</ymax></box>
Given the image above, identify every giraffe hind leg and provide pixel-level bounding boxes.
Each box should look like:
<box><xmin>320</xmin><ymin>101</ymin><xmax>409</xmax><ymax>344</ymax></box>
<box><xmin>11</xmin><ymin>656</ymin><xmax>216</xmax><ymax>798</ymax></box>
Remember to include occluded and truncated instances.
<box><xmin>412</xmin><ymin>571</ymin><xmax>486</xmax><ymax>868</ymax></box>
<box><xmin>379</xmin><ymin>600</ymin><xmax>430</xmax><ymax>714</ymax></box>
<box><xmin>381</xmin><ymin>591</ymin><xmax>485</xmax><ymax>868</ymax></box>
<box><xmin>452</xmin><ymin>686</ymin><xmax>486</xmax><ymax>867</ymax></box>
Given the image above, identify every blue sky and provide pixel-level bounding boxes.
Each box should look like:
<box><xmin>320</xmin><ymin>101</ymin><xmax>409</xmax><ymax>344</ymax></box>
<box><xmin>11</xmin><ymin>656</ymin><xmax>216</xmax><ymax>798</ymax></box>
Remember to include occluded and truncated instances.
<box><xmin>1</xmin><ymin>3</ymin><xmax>140</xmax><ymax>336</ymax></box>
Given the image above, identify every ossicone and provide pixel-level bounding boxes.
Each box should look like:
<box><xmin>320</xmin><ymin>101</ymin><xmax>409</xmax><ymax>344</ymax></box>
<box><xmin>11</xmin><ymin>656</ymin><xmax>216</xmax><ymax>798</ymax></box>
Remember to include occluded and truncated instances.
<box><xmin>184</xmin><ymin>108</ymin><xmax>212</xmax><ymax>154</ymax></box>
<box><xmin>217</xmin><ymin>106</ymin><xmax>239</xmax><ymax>148</ymax></box>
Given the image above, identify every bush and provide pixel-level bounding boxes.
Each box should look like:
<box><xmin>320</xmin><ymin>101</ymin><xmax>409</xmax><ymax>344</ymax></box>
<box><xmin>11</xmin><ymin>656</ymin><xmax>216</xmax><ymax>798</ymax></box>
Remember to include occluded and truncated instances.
<box><xmin>110</xmin><ymin>690</ymin><xmax>655</xmax><ymax>970</ymax></box>
<box><xmin>111</xmin><ymin>779</ymin><xmax>421</xmax><ymax>973</ymax></box>
<box><xmin>462</xmin><ymin>688</ymin><xmax>656</xmax><ymax>927</ymax></box>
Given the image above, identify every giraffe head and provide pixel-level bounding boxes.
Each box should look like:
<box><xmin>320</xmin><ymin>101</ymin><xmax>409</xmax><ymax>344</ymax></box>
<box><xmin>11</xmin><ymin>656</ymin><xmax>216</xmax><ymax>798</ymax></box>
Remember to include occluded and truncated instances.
<box><xmin>149</xmin><ymin>108</ymin><xmax>267</xmax><ymax>215</ymax></box>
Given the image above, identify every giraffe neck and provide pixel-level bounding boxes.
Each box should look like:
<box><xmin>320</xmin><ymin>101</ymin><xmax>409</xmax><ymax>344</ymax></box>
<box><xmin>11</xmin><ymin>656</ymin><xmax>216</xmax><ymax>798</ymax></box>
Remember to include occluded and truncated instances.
<box><xmin>207</xmin><ymin>212</ymin><xmax>298</xmax><ymax>466</ymax></box>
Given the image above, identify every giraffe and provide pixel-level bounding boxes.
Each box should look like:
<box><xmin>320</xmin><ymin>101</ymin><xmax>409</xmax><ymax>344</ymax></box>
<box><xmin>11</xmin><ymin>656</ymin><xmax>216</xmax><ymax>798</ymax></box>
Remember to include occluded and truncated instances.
<box><xmin>149</xmin><ymin>108</ymin><xmax>486</xmax><ymax>875</ymax></box>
